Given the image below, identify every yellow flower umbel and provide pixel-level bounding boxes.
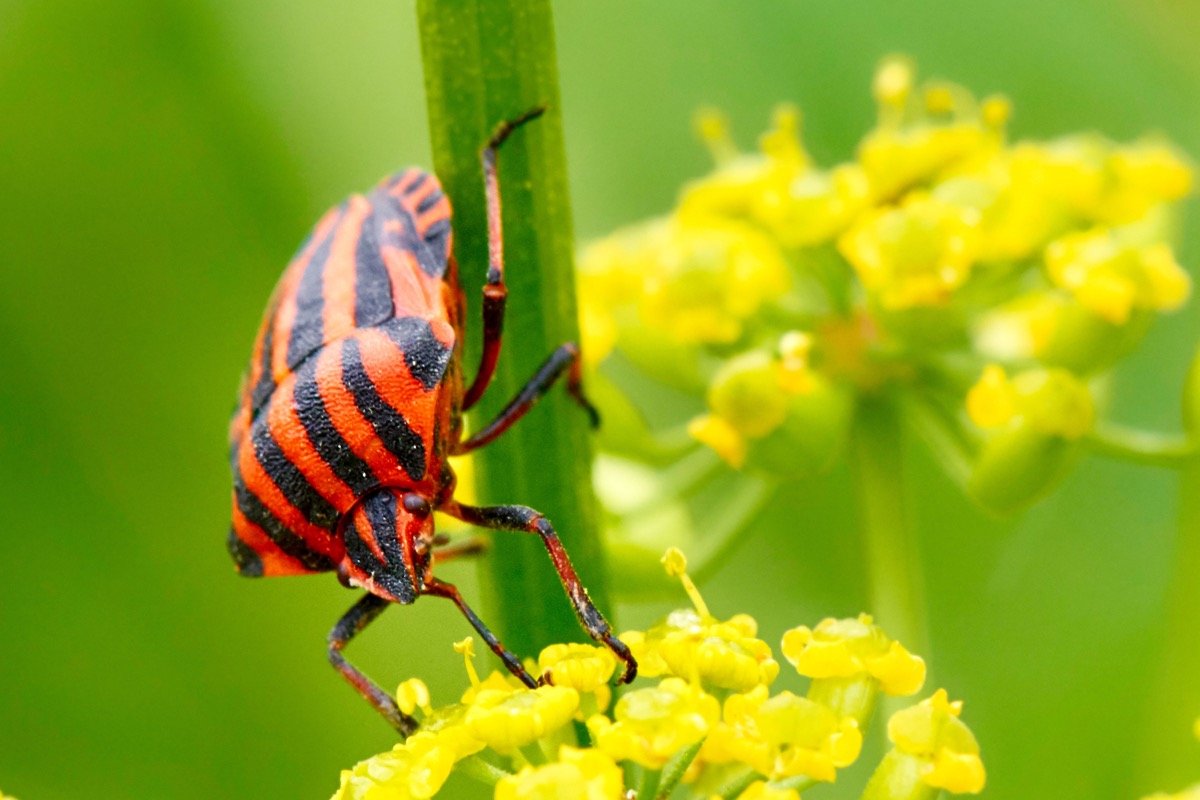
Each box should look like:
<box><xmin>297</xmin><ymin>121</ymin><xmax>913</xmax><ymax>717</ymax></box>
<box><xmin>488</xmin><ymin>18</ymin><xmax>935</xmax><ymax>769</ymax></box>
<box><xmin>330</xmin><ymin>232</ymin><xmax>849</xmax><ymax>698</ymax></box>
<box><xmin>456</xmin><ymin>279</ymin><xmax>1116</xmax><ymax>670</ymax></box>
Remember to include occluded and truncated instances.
<box><xmin>331</xmin><ymin>549</ymin><xmax>966</xmax><ymax>800</ymax></box>
<box><xmin>579</xmin><ymin>55</ymin><xmax>1193</xmax><ymax>551</ymax></box>
<box><xmin>782</xmin><ymin>613</ymin><xmax>926</xmax><ymax>723</ymax></box>
<box><xmin>862</xmin><ymin>689</ymin><xmax>986</xmax><ymax>799</ymax></box>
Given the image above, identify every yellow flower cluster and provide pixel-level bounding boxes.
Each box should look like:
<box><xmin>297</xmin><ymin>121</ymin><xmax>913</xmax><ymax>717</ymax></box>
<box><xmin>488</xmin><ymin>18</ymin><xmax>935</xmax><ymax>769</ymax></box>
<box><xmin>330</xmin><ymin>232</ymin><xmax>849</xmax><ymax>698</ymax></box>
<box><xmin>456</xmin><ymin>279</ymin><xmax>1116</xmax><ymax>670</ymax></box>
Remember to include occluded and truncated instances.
<box><xmin>331</xmin><ymin>549</ymin><xmax>985</xmax><ymax>800</ymax></box>
<box><xmin>580</xmin><ymin>56</ymin><xmax>1192</xmax><ymax>514</ymax></box>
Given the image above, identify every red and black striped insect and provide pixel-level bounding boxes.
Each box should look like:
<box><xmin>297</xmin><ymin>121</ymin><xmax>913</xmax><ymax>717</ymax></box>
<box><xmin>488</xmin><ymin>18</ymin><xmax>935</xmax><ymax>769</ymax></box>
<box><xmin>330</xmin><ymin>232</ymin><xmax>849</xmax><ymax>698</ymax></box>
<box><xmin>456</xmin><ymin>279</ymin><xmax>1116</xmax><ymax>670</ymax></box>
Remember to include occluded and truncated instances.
<box><xmin>227</xmin><ymin>109</ymin><xmax>636</xmax><ymax>734</ymax></box>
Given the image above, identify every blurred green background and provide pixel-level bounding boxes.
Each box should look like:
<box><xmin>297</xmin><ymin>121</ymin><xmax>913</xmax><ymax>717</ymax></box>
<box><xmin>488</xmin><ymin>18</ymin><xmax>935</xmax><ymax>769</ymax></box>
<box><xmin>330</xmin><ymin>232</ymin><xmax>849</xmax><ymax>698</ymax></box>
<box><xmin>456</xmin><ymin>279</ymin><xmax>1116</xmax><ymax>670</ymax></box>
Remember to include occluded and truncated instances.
<box><xmin>2</xmin><ymin>1</ymin><xmax>1199</xmax><ymax>797</ymax></box>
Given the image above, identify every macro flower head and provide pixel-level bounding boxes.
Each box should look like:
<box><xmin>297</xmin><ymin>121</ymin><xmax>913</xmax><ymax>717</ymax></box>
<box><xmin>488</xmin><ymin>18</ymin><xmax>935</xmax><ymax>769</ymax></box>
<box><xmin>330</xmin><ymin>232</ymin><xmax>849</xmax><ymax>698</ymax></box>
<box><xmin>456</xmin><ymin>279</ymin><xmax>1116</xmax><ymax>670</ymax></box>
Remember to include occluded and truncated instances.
<box><xmin>329</xmin><ymin>549</ymin><xmax>984</xmax><ymax>799</ymax></box>
<box><xmin>581</xmin><ymin>55</ymin><xmax>1194</xmax><ymax>566</ymax></box>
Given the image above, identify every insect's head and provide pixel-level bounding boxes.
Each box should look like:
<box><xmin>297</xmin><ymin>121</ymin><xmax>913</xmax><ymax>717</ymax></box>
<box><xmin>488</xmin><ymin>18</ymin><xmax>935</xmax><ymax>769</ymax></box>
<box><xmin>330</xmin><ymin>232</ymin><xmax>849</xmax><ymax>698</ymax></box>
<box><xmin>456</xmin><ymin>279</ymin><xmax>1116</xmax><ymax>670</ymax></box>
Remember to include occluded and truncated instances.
<box><xmin>340</xmin><ymin>488</ymin><xmax>435</xmax><ymax>605</ymax></box>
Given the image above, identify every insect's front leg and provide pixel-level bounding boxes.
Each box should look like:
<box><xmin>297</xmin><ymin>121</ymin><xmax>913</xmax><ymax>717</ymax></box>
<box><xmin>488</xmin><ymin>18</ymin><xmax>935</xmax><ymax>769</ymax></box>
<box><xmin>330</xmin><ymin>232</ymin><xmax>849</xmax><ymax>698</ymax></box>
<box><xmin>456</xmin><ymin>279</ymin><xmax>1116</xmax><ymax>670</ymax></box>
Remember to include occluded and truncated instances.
<box><xmin>423</xmin><ymin>577</ymin><xmax>537</xmax><ymax>688</ymax></box>
<box><xmin>443</xmin><ymin>500</ymin><xmax>638</xmax><ymax>684</ymax></box>
<box><xmin>327</xmin><ymin>593</ymin><xmax>417</xmax><ymax>736</ymax></box>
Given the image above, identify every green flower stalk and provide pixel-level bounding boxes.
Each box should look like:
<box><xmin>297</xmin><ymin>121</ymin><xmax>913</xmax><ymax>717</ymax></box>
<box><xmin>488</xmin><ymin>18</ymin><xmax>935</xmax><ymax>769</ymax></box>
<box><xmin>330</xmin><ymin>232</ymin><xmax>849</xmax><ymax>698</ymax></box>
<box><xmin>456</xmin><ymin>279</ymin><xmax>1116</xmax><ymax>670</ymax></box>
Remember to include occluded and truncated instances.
<box><xmin>329</xmin><ymin>548</ymin><xmax>983</xmax><ymax>800</ymax></box>
<box><xmin>417</xmin><ymin>0</ymin><xmax>609</xmax><ymax>654</ymax></box>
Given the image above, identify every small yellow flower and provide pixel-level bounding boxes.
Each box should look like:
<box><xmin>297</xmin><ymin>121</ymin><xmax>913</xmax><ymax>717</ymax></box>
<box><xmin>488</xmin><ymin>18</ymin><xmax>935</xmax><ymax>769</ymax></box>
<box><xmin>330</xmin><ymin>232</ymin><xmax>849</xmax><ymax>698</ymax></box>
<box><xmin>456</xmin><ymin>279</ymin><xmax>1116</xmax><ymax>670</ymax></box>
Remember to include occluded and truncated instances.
<box><xmin>1009</xmin><ymin>137</ymin><xmax>1107</xmax><ymax>218</ymax></box>
<box><xmin>967</xmin><ymin>365</ymin><xmax>1094</xmax><ymax>440</ymax></box>
<box><xmin>688</xmin><ymin>413</ymin><xmax>749</xmax><ymax>469</ymax></box>
<box><xmin>965</xmin><ymin>364</ymin><xmax>1018</xmax><ymax>429</ymax></box>
<box><xmin>464</xmin><ymin>683</ymin><xmax>580</xmax><ymax>753</ymax></box>
<box><xmin>933</xmin><ymin>159</ymin><xmax>1062</xmax><ymax>262</ymax></box>
<box><xmin>495</xmin><ymin>746</ymin><xmax>625</xmax><ymax>800</ymax></box>
<box><xmin>704</xmin><ymin>685</ymin><xmax>862</xmax><ymax>782</ymax></box>
<box><xmin>753</xmin><ymin>163</ymin><xmax>872</xmax><ymax>248</ymax></box>
<box><xmin>736</xmin><ymin>780</ymin><xmax>802</xmax><ymax>800</ymax></box>
<box><xmin>656</xmin><ymin>611</ymin><xmax>781</xmax><ymax>693</ymax></box>
<box><xmin>537</xmin><ymin>643</ymin><xmax>616</xmax><ymax>693</ymax></box>
<box><xmin>330</xmin><ymin>731</ymin><xmax>459</xmax><ymax>800</ymax></box>
<box><xmin>1103</xmin><ymin>140</ymin><xmax>1194</xmax><ymax>225</ymax></box>
<box><xmin>838</xmin><ymin>194</ymin><xmax>981</xmax><ymax>309</ymax></box>
<box><xmin>781</xmin><ymin>614</ymin><xmax>926</xmax><ymax>698</ymax></box>
<box><xmin>887</xmin><ymin>689</ymin><xmax>986</xmax><ymax>794</ymax></box>
<box><xmin>630</xmin><ymin>549</ymin><xmax>779</xmax><ymax>692</ymax></box>
<box><xmin>1045</xmin><ymin>228</ymin><xmax>1190</xmax><ymax>324</ymax></box>
<box><xmin>588</xmin><ymin>677</ymin><xmax>720</xmax><ymax>768</ymax></box>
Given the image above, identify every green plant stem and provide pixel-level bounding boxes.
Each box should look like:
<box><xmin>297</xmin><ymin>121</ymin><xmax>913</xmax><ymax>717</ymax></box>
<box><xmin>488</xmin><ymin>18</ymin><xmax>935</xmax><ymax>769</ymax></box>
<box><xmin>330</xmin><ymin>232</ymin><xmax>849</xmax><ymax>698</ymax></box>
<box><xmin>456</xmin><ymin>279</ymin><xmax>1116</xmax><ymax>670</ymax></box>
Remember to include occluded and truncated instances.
<box><xmin>1085</xmin><ymin>422</ymin><xmax>1197</xmax><ymax>469</ymax></box>
<box><xmin>1137</xmin><ymin>458</ymin><xmax>1200</xmax><ymax>789</ymax></box>
<box><xmin>458</xmin><ymin>755</ymin><xmax>512</xmax><ymax>787</ymax></box>
<box><xmin>417</xmin><ymin>0</ymin><xmax>609</xmax><ymax>656</ymax></box>
<box><xmin>851</xmin><ymin>399</ymin><xmax>930</xmax><ymax>664</ymax></box>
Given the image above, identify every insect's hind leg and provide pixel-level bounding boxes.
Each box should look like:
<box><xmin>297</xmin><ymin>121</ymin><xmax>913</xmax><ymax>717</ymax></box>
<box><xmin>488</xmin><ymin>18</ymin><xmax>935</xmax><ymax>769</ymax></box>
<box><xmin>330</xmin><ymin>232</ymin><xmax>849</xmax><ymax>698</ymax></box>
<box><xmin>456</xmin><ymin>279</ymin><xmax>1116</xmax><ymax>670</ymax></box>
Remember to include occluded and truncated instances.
<box><xmin>453</xmin><ymin>342</ymin><xmax>598</xmax><ymax>454</ymax></box>
<box><xmin>327</xmin><ymin>593</ymin><xmax>417</xmax><ymax>736</ymax></box>
<box><xmin>444</xmin><ymin>500</ymin><xmax>637</xmax><ymax>684</ymax></box>
<box><xmin>462</xmin><ymin>107</ymin><xmax>547</xmax><ymax>411</ymax></box>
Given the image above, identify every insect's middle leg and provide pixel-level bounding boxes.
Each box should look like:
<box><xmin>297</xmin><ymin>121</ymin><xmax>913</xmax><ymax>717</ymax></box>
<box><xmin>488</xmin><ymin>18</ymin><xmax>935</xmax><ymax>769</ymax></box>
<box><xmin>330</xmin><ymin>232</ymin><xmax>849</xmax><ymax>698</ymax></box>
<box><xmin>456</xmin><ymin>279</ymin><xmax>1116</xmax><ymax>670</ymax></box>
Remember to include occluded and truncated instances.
<box><xmin>453</xmin><ymin>342</ymin><xmax>598</xmax><ymax>454</ymax></box>
<box><xmin>327</xmin><ymin>593</ymin><xmax>417</xmax><ymax>736</ymax></box>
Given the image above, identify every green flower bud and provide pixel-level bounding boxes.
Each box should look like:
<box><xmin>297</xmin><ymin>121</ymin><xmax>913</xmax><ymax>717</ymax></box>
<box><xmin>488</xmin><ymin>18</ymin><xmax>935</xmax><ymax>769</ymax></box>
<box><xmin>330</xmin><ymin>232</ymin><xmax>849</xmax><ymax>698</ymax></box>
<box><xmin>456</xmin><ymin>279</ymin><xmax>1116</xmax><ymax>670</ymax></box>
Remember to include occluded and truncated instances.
<box><xmin>967</xmin><ymin>424</ymin><xmax>1081</xmax><ymax>514</ymax></box>
<box><xmin>745</xmin><ymin>375</ymin><xmax>854</xmax><ymax>476</ymax></box>
<box><xmin>965</xmin><ymin>365</ymin><xmax>1093</xmax><ymax>513</ymax></box>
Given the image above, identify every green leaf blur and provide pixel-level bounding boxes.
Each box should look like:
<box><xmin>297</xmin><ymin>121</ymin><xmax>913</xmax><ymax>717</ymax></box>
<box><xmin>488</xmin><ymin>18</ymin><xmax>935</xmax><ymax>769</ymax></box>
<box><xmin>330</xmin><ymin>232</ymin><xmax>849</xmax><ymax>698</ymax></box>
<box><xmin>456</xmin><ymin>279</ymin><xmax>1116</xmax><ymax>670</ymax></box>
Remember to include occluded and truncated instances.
<box><xmin>0</xmin><ymin>1</ymin><xmax>1196</xmax><ymax>798</ymax></box>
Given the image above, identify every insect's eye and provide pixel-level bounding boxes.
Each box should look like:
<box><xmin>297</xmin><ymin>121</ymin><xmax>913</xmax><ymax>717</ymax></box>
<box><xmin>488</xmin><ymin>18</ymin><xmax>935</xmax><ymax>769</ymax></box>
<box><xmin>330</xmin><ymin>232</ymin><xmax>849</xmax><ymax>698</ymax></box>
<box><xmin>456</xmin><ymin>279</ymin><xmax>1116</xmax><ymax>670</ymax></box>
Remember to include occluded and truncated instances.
<box><xmin>403</xmin><ymin>493</ymin><xmax>432</xmax><ymax>517</ymax></box>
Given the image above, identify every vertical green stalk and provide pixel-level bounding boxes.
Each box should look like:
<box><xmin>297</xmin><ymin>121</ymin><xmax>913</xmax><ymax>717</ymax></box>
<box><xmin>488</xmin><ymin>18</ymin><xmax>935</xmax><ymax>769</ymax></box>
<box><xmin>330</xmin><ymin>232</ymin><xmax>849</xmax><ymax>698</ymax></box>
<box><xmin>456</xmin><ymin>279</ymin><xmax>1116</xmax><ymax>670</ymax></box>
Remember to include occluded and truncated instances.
<box><xmin>1136</xmin><ymin>355</ymin><xmax>1200</xmax><ymax>790</ymax></box>
<box><xmin>852</xmin><ymin>399</ymin><xmax>930</xmax><ymax>665</ymax></box>
<box><xmin>1137</xmin><ymin>468</ymin><xmax>1200</xmax><ymax>789</ymax></box>
<box><xmin>417</xmin><ymin>0</ymin><xmax>609</xmax><ymax>655</ymax></box>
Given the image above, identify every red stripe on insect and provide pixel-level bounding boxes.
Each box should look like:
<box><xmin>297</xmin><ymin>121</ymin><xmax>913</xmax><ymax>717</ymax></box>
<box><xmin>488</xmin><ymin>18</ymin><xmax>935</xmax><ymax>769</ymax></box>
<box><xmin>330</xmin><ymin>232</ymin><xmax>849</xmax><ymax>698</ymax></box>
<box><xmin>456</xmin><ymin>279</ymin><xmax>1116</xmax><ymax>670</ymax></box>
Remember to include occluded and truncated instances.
<box><xmin>381</xmin><ymin>241</ymin><xmax>438</xmax><ymax>318</ymax></box>
<box><xmin>387</xmin><ymin>168</ymin><xmax>424</xmax><ymax>198</ymax></box>
<box><xmin>271</xmin><ymin>206</ymin><xmax>342</xmax><ymax>382</ymax></box>
<box><xmin>404</xmin><ymin>177</ymin><xmax>439</xmax><ymax>216</ymax></box>
<box><xmin>320</xmin><ymin>195</ymin><xmax>372</xmax><ymax>349</ymax></box>
<box><xmin>231</xmin><ymin>503</ymin><xmax>310</xmax><ymax>577</ymax></box>
<box><xmin>312</xmin><ymin>339</ymin><xmax>411</xmax><ymax>488</ymax></box>
<box><xmin>267</xmin><ymin>372</ymin><xmax>357</xmax><ymax>512</ymax></box>
<box><xmin>414</xmin><ymin>195</ymin><xmax>451</xmax><ymax>238</ymax></box>
<box><xmin>237</xmin><ymin>433</ymin><xmax>342</xmax><ymax>561</ymax></box>
<box><xmin>355</xmin><ymin>326</ymin><xmax>436</xmax><ymax>448</ymax></box>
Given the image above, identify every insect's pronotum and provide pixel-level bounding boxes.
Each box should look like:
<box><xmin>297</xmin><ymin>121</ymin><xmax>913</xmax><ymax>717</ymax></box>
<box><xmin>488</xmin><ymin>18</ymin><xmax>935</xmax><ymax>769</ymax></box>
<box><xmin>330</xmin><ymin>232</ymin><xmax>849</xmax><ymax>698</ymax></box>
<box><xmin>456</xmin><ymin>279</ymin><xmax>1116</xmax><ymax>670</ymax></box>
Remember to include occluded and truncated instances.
<box><xmin>226</xmin><ymin>109</ymin><xmax>635</xmax><ymax>734</ymax></box>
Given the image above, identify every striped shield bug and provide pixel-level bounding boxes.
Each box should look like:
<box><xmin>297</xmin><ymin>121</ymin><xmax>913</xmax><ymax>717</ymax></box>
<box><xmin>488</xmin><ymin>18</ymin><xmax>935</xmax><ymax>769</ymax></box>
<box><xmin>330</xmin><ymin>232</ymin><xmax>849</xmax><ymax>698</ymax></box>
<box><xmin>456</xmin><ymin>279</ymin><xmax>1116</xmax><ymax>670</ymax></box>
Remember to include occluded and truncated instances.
<box><xmin>226</xmin><ymin>109</ymin><xmax>636</xmax><ymax>734</ymax></box>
